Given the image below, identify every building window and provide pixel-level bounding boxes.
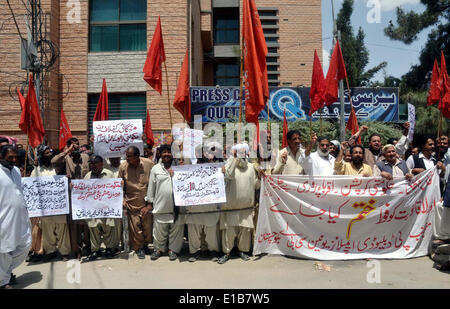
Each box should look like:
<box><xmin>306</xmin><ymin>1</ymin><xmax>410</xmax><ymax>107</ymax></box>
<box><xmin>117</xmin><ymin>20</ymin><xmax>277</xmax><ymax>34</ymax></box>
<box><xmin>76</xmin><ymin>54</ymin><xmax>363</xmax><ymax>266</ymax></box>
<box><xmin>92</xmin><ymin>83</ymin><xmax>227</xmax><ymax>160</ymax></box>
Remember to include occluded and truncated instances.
<box><xmin>213</xmin><ymin>8</ymin><xmax>239</xmax><ymax>44</ymax></box>
<box><xmin>214</xmin><ymin>62</ymin><xmax>240</xmax><ymax>86</ymax></box>
<box><xmin>259</xmin><ymin>8</ymin><xmax>279</xmax><ymax>87</ymax></box>
<box><xmin>88</xmin><ymin>93</ymin><xmax>147</xmax><ymax>134</ymax></box>
<box><xmin>89</xmin><ymin>0</ymin><xmax>147</xmax><ymax>52</ymax></box>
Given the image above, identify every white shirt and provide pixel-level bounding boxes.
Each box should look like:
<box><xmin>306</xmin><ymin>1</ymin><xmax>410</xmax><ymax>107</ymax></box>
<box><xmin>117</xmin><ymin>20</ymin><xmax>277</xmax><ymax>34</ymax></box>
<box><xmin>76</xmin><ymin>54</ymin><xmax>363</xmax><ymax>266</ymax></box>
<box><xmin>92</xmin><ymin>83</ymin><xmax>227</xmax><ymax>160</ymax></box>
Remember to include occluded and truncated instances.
<box><xmin>406</xmin><ymin>152</ymin><xmax>436</xmax><ymax>170</ymax></box>
<box><xmin>0</xmin><ymin>165</ymin><xmax>31</xmax><ymax>253</ymax></box>
<box><xmin>146</xmin><ymin>163</ymin><xmax>175</xmax><ymax>224</ymax></box>
<box><xmin>298</xmin><ymin>151</ymin><xmax>335</xmax><ymax>176</ymax></box>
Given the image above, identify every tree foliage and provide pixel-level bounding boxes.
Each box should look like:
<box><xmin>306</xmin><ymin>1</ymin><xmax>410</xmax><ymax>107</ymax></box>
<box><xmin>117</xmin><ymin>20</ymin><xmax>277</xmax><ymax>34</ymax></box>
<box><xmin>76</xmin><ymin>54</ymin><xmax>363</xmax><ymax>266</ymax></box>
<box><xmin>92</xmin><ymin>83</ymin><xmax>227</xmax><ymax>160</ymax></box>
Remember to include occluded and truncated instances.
<box><xmin>334</xmin><ymin>0</ymin><xmax>387</xmax><ymax>86</ymax></box>
<box><xmin>384</xmin><ymin>0</ymin><xmax>450</xmax><ymax>91</ymax></box>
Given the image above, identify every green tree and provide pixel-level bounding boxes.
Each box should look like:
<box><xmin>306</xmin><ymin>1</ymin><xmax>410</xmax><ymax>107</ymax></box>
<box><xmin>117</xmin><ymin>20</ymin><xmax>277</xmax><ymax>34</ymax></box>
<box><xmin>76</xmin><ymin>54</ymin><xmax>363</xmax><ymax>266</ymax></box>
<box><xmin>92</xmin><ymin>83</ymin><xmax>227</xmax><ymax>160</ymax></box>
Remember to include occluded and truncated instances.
<box><xmin>334</xmin><ymin>0</ymin><xmax>387</xmax><ymax>86</ymax></box>
<box><xmin>384</xmin><ymin>0</ymin><xmax>450</xmax><ymax>91</ymax></box>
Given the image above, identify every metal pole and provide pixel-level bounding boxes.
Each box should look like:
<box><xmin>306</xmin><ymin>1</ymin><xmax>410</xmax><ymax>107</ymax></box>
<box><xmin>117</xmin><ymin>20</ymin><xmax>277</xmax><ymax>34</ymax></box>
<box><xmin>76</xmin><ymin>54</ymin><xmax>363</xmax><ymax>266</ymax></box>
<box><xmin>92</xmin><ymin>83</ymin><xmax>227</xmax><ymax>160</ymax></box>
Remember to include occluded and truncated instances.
<box><xmin>338</xmin><ymin>32</ymin><xmax>345</xmax><ymax>141</ymax></box>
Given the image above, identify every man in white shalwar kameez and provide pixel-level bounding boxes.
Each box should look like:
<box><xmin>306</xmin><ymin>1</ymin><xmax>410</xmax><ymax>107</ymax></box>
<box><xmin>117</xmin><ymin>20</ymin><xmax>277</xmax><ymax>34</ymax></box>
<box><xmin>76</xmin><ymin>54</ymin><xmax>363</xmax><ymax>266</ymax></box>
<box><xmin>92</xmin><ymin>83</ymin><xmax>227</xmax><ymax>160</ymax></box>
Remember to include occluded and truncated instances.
<box><xmin>146</xmin><ymin>144</ymin><xmax>184</xmax><ymax>261</ymax></box>
<box><xmin>0</xmin><ymin>146</ymin><xmax>31</xmax><ymax>288</ymax></box>
<box><xmin>218</xmin><ymin>144</ymin><xmax>260</xmax><ymax>264</ymax></box>
<box><xmin>298</xmin><ymin>134</ymin><xmax>335</xmax><ymax>176</ymax></box>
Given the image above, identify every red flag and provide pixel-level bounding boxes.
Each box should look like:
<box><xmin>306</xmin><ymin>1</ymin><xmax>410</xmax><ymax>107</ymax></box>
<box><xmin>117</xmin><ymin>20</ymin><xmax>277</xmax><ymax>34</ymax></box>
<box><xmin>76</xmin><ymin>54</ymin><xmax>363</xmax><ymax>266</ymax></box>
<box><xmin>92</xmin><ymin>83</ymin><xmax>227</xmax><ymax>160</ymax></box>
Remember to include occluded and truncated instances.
<box><xmin>242</xmin><ymin>0</ymin><xmax>269</xmax><ymax>124</ymax></box>
<box><xmin>427</xmin><ymin>59</ymin><xmax>441</xmax><ymax>106</ymax></box>
<box><xmin>144</xmin><ymin>109</ymin><xmax>155</xmax><ymax>148</ymax></box>
<box><xmin>346</xmin><ymin>107</ymin><xmax>361</xmax><ymax>144</ymax></box>
<box><xmin>282</xmin><ymin>109</ymin><xmax>288</xmax><ymax>149</ymax></box>
<box><xmin>18</xmin><ymin>74</ymin><xmax>45</xmax><ymax>148</ymax></box>
<box><xmin>93</xmin><ymin>79</ymin><xmax>109</xmax><ymax>121</ymax></box>
<box><xmin>309</xmin><ymin>50</ymin><xmax>326</xmax><ymax>116</ymax></box>
<box><xmin>143</xmin><ymin>16</ymin><xmax>166</xmax><ymax>94</ymax></box>
<box><xmin>59</xmin><ymin>109</ymin><xmax>72</xmax><ymax>151</ymax></box>
<box><xmin>438</xmin><ymin>51</ymin><xmax>450</xmax><ymax>118</ymax></box>
<box><xmin>17</xmin><ymin>88</ymin><xmax>25</xmax><ymax>110</ymax></box>
<box><xmin>173</xmin><ymin>49</ymin><xmax>191</xmax><ymax>122</ymax></box>
<box><xmin>324</xmin><ymin>40</ymin><xmax>347</xmax><ymax>106</ymax></box>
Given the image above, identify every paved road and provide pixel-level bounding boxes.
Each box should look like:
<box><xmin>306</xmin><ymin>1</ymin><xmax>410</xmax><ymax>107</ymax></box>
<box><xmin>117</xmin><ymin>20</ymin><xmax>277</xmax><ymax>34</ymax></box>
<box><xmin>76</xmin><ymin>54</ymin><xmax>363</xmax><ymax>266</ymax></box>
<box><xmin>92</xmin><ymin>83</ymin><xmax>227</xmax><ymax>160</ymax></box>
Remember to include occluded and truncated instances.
<box><xmin>10</xmin><ymin>250</ymin><xmax>450</xmax><ymax>289</ymax></box>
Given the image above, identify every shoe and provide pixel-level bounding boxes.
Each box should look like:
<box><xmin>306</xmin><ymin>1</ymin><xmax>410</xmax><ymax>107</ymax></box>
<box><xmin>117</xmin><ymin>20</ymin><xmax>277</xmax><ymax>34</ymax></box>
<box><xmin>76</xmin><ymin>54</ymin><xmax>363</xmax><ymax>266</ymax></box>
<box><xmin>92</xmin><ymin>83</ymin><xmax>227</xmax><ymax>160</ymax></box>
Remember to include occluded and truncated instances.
<box><xmin>136</xmin><ymin>248</ymin><xmax>145</xmax><ymax>259</ymax></box>
<box><xmin>168</xmin><ymin>250</ymin><xmax>178</xmax><ymax>261</ymax></box>
<box><xmin>9</xmin><ymin>273</ymin><xmax>16</xmax><ymax>285</ymax></box>
<box><xmin>210</xmin><ymin>251</ymin><xmax>220</xmax><ymax>262</ymax></box>
<box><xmin>218</xmin><ymin>254</ymin><xmax>230</xmax><ymax>264</ymax></box>
<box><xmin>42</xmin><ymin>252</ymin><xmax>57</xmax><ymax>262</ymax></box>
<box><xmin>105</xmin><ymin>249</ymin><xmax>112</xmax><ymax>259</ymax></box>
<box><xmin>0</xmin><ymin>284</ymin><xmax>13</xmax><ymax>289</ymax></box>
<box><xmin>143</xmin><ymin>246</ymin><xmax>151</xmax><ymax>255</ymax></box>
<box><xmin>188</xmin><ymin>251</ymin><xmax>201</xmax><ymax>262</ymax></box>
<box><xmin>239</xmin><ymin>251</ymin><xmax>250</xmax><ymax>261</ymax></box>
<box><xmin>29</xmin><ymin>254</ymin><xmax>43</xmax><ymax>263</ymax></box>
<box><xmin>150</xmin><ymin>250</ymin><xmax>161</xmax><ymax>261</ymax></box>
<box><xmin>88</xmin><ymin>251</ymin><xmax>101</xmax><ymax>261</ymax></box>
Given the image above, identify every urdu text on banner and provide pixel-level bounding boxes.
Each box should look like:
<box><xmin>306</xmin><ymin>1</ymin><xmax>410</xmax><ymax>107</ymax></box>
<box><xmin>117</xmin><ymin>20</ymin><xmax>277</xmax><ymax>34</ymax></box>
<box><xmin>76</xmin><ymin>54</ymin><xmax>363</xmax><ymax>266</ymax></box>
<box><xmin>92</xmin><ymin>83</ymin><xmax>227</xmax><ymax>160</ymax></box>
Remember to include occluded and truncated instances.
<box><xmin>22</xmin><ymin>176</ymin><xmax>70</xmax><ymax>218</ymax></box>
<box><xmin>172</xmin><ymin>163</ymin><xmax>226</xmax><ymax>206</ymax></box>
<box><xmin>71</xmin><ymin>178</ymin><xmax>123</xmax><ymax>220</ymax></box>
<box><xmin>253</xmin><ymin>167</ymin><xmax>439</xmax><ymax>260</ymax></box>
<box><xmin>93</xmin><ymin>119</ymin><xmax>144</xmax><ymax>158</ymax></box>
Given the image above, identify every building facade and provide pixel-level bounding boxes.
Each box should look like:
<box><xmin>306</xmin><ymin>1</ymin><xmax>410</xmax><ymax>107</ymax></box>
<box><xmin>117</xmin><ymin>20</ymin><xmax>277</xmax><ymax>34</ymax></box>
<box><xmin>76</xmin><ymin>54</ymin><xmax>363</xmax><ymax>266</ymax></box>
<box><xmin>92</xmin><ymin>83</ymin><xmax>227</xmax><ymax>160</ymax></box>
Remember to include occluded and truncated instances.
<box><xmin>0</xmin><ymin>0</ymin><xmax>322</xmax><ymax>148</ymax></box>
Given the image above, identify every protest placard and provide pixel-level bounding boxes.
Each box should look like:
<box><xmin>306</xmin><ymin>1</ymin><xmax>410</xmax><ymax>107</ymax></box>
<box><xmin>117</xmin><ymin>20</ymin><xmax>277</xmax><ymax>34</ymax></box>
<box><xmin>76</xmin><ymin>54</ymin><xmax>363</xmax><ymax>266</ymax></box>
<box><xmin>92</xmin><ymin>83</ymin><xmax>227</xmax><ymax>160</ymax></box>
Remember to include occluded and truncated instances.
<box><xmin>254</xmin><ymin>168</ymin><xmax>439</xmax><ymax>260</ymax></box>
<box><xmin>93</xmin><ymin>119</ymin><xmax>143</xmax><ymax>158</ymax></box>
<box><xmin>172</xmin><ymin>163</ymin><xmax>226</xmax><ymax>206</ymax></box>
<box><xmin>22</xmin><ymin>176</ymin><xmax>70</xmax><ymax>218</ymax></box>
<box><xmin>71</xmin><ymin>178</ymin><xmax>123</xmax><ymax>220</ymax></box>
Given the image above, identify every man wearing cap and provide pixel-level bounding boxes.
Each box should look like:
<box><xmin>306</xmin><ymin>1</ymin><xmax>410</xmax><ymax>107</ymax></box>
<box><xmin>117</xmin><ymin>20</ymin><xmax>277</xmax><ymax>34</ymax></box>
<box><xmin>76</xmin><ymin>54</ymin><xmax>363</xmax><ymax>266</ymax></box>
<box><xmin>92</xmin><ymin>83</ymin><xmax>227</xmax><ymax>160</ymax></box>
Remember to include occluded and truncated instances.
<box><xmin>84</xmin><ymin>155</ymin><xmax>119</xmax><ymax>261</ymax></box>
<box><xmin>31</xmin><ymin>145</ymin><xmax>71</xmax><ymax>262</ymax></box>
<box><xmin>146</xmin><ymin>144</ymin><xmax>184</xmax><ymax>261</ymax></box>
<box><xmin>218</xmin><ymin>143</ymin><xmax>260</xmax><ymax>264</ymax></box>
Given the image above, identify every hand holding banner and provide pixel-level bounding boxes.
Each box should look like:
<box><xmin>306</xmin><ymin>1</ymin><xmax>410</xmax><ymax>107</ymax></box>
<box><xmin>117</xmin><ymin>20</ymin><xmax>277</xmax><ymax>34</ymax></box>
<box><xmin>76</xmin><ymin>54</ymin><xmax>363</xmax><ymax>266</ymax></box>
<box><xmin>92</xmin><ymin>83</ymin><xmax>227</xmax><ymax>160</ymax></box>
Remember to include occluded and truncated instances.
<box><xmin>93</xmin><ymin>119</ymin><xmax>143</xmax><ymax>158</ymax></box>
<box><xmin>71</xmin><ymin>178</ymin><xmax>123</xmax><ymax>220</ymax></box>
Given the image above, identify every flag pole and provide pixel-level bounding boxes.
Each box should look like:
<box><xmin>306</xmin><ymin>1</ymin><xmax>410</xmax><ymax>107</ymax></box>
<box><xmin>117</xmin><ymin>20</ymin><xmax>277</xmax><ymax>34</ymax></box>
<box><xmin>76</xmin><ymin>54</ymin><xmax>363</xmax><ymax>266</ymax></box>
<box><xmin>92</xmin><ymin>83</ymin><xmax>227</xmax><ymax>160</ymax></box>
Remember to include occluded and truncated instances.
<box><xmin>319</xmin><ymin>108</ymin><xmax>323</xmax><ymax>135</ymax></box>
<box><xmin>238</xmin><ymin>32</ymin><xmax>244</xmax><ymax>144</ymax></box>
<box><xmin>164</xmin><ymin>62</ymin><xmax>173</xmax><ymax>129</ymax></box>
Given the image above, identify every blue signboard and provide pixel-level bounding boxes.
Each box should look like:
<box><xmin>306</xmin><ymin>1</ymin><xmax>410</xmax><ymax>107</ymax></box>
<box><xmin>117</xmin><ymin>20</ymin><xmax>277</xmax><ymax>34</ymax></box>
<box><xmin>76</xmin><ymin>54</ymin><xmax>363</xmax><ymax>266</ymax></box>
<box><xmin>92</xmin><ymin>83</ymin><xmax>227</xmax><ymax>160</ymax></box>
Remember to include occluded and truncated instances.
<box><xmin>190</xmin><ymin>87</ymin><xmax>399</xmax><ymax>123</ymax></box>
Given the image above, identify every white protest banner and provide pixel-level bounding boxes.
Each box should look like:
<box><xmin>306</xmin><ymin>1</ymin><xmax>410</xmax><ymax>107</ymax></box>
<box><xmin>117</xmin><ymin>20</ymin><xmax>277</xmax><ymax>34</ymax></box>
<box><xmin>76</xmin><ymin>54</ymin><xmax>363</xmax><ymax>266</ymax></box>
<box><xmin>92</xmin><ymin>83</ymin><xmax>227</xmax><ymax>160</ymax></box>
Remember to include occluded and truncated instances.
<box><xmin>408</xmin><ymin>103</ymin><xmax>415</xmax><ymax>141</ymax></box>
<box><xmin>172</xmin><ymin>163</ymin><xmax>226</xmax><ymax>206</ymax></box>
<box><xmin>93</xmin><ymin>119</ymin><xmax>143</xmax><ymax>158</ymax></box>
<box><xmin>22</xmin><ymin>176</ymin><xmax>70</xmax><ymax>218</ymax></box>
<box><xmin>71</xmin><ymin>178</ymin><xmax>123</xmax><ymax>220</ymax></box>
<box><xmin>254</xmin><ymin>168</ymin><xmax>439</xmax><ymax>260</ymax></box>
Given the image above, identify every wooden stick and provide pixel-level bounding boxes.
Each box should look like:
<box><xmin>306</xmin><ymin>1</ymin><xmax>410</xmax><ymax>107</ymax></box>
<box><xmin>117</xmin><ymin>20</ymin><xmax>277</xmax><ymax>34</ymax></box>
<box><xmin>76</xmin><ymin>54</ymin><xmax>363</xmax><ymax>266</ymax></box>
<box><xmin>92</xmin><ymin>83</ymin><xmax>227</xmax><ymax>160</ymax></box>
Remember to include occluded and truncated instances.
<box><xmin>319</xmin><ymin>108</ymin><xmax>323</xmax><ymax>135</ymax></box>
<box><xmin>163</xmin><ymin>62</ymin><xmax>173</xmax><ymax>129</ymax></box>
<box><xmin>238</xmin><ymin>34</ymin><xmax>244</xmax><ymax>144</ymax></box>
<box><xmin>267</xmin><ymin>103</ymin><xmax>270</xmax><ymax>131</ymax></box>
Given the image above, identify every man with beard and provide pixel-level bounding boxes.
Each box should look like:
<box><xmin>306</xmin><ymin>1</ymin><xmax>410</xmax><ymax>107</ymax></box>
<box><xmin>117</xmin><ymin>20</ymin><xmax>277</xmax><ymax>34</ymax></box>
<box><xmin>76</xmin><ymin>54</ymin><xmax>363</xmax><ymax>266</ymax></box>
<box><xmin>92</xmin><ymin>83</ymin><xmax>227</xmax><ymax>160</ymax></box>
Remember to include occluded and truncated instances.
<box><xmin>85</xmin><ymin>155</ymin><xmax>119</xmax><ymax>261</ymax></box>
<box><xmin>51</xmin><ymin>137</ymin><xmax>90</xmax><ymax>259</ymax></box>
<box><xmin>334</xmin><ymin>142</ymin><xmax>372</xmax><ymax>176</ymax></box>
<box><xmin>351</xmin><ymin>122</ymin><xmax>411</xmax><ymax>166</ymax></box>
<box><xmin>299</xmin><ymin>134</ymin><xmax>335</xmax><ymax>176</ymax></box>
<box><xmin>31</xmin><ymin>145</ymin><xmax>71</xmax><ymax>262</ymax></box>
<box><xmin>0</xmin><ymin>145</ymin><xmax>31</xmax><ymax>289</ymax></box>
<box><xmin>146</xmin><ymin>144</ymin><xmax>184</xmax><ymax>261</ymax></box>
<box><xmin>183</xmin><ymin>143</ymin><xmax>223</xmax><ymax>262</ymax></box>
<box><xmin>373</xmin><ymin>144</ymin><xmax>413</xmax><ymax>180</ymax></box>
<box><xmin>218</xmin><ymin>144</ymin><xmax>260</xmax><ymax>264</ymax></box>
<box><xmin>273</xmin><ymin>130</ymin><xmax>304</xmax><ymax>175</ymax></box>
<box><xmin>119</xmin><ymin>146</ymin><xmax>154</xmax><ymax>259</ymax></box>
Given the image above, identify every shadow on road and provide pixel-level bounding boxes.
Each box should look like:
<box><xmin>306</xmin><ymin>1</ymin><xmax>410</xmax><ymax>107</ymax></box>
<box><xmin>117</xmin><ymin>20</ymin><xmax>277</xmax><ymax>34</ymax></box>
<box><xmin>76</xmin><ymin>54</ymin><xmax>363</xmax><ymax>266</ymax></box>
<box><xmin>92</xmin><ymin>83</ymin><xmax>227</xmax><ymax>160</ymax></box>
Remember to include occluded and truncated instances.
<box><xmin>13</xmin><ymin>271</ymin><xmax>43</xmax><ymax>289</ymax></box>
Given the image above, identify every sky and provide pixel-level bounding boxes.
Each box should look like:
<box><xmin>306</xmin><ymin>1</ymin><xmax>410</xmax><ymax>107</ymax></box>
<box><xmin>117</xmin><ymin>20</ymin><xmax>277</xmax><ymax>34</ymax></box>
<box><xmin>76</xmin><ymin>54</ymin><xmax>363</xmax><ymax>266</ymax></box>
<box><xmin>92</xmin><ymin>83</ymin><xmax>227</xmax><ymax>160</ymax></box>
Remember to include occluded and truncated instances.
<box><xmin>321</xmin><ymin>0</ymin><xmax>431</xmax><ymax>82</ymax></box>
